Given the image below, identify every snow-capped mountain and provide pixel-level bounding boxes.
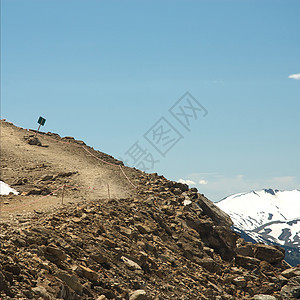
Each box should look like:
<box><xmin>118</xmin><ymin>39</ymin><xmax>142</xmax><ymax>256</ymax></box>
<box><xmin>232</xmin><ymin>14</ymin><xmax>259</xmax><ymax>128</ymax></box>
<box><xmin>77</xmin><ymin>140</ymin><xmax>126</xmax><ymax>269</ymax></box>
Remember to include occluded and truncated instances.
<box><xmin>216</xmin><ymin>189</ymin><xmax>300</xmax><ymax>266</ymax></box>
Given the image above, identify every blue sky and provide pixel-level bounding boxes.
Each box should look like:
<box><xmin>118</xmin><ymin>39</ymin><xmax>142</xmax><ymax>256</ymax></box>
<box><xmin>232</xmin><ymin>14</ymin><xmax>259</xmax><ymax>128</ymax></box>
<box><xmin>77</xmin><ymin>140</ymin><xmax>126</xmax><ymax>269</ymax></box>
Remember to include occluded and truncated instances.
<box><xmin>1</xmin><ymin>0</ymin><xmax>299</xmax><ymax>201</ymax></box>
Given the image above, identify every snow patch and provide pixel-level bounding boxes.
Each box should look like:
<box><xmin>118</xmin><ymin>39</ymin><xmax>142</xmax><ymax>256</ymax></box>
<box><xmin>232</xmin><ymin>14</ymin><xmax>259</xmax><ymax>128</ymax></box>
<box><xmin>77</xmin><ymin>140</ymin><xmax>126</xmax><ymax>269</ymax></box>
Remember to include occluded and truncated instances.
<box><xmin>0</xmin><ymin>181</ymin><xmax>19</xmax><ymax>195</ymax></box>
<box><xmin>216</xmin><ymin>189</ymin><xmax>300</xmax><ymax>249</ymax></box>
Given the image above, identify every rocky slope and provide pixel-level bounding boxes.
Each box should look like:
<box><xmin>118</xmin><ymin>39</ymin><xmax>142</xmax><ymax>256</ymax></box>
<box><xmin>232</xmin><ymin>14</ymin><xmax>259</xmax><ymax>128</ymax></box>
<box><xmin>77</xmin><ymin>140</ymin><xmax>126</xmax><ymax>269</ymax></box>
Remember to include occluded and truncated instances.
<box><xmin>1</xmin><ymin>119</ymin><xmax>300</xmax><ymax>300</ymax></box>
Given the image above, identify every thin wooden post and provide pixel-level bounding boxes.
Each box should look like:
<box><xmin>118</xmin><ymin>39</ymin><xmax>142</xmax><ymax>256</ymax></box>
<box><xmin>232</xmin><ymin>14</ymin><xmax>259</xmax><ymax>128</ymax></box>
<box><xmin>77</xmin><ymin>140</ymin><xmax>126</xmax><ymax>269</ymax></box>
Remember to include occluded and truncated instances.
<box><xmin>0</xmin><ymin>197</ymin><xmax>2</xmax><ymax>220</ymax></box>
<box><xmin>107</xmin><ymin>184</ymin><xmax>111</xmax><ymax>201</ymax></box>
<box><xmin>61</xmin><ymin>185</ymin><xmax>65</xmax><ymax>205</ymax></box>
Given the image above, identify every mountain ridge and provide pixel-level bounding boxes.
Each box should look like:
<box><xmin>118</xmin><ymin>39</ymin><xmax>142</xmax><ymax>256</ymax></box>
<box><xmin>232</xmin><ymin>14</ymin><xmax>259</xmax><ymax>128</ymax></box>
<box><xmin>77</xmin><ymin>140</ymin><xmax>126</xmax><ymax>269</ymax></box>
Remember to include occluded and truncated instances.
<box><xmin>217</xmin><ymin>189</ymin><xmax>300</xmax><ymax>267</ymax></box>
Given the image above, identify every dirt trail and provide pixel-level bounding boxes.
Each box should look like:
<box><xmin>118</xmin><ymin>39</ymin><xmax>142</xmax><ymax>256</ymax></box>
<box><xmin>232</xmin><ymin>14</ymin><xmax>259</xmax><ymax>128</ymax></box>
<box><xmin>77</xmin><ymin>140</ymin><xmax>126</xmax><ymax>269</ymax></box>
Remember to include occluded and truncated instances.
<box><xmin>0</xmin><ymin>120</ymin><xmax>136</xmax><ymax>219</ymax></box>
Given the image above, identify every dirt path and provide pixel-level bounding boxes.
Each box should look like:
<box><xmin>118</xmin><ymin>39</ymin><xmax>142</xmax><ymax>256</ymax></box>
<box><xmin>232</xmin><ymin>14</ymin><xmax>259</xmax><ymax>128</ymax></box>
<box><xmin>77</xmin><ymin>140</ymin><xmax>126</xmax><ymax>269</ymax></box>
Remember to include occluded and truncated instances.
<box><xmin>0</xmin><ymin>120</ymin><xmax>136</xmax><ymax>219</ymax></box>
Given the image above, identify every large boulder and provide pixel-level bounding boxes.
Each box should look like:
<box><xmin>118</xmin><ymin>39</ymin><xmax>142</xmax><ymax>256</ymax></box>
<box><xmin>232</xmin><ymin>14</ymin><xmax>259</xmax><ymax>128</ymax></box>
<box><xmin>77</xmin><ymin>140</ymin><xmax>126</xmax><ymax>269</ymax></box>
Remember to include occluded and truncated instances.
<box><xmin>254</xmin><ymin>244</ymin><xmax>285</xmax><ymax>264</ymax></box>
<box><xmin>280</xmin><ymin>276</ymin><xmax>300</xmax><ymax>299</ymax></box>
<box><xmin>236</xmin><ymin>243</ymin><xmax>254</xmax><ymax>257</ymax></box>
<box><xmin>197</xmin><ymin>196</ymin><xmax>233</xmax><ymax>227</ymax></box>
<box><xmin>55</xmin><ymin>270</ymin><xmax>83</xmax><ymax>295</ymax></box>
<box><xmin>235</xmin><ymin>255</ymin><xmax>260</xmax><ymax>269</ymax></box>
<box><xmin>281</xmin><ymin>267</ymin><xmax>300</xmax><ymax>279</ymax></box>
<box><xmin>185</xmin><ymin>214</ymin><xmax>237</xmax><ymax>260</ymax></box>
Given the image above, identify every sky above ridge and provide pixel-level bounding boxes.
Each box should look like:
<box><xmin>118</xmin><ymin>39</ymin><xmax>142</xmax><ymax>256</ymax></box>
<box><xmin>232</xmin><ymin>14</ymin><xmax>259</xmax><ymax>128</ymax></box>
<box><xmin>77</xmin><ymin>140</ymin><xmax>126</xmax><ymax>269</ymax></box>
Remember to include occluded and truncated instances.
<box><xmin>1</xmin><ymin>0</ymin><xmax>299</xmax><ymax>201</ymax></box>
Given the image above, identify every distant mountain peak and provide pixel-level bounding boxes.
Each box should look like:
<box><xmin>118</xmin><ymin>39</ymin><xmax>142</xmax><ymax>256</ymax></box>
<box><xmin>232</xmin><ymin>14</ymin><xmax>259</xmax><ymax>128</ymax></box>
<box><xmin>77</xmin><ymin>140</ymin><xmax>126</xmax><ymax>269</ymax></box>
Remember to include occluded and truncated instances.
<box><xmin>216</xmin><ymin>188</ymin><xmax>300</xmax><ymax>266</ymax></box>
<box><xmin>264</xmin><ymin>188</ymin><xmax>276</xmax><ymax>195</ymax></box>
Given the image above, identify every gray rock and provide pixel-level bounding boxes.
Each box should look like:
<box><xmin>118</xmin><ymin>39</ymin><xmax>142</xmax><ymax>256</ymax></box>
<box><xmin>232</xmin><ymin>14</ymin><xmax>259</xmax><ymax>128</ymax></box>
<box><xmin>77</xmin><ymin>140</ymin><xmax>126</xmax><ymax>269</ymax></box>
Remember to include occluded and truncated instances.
<box><xmin>26</xmin><ymin>189</ymin><xmax>42</xmax><ymax>195</ymax></box>
<box><xmin>253</xmin><ymin>295</ymin><xmax>276</xmax><ymax>300</ymax></box>
<box><xmin>254</xmin><ymin>244</ymin><xmax>285</xmax><ymax>264</ymax></box>
<box><xmin>41</xmin><ymin>174</ymin><xmax>53</xmax><ymax>181</ymax></box>
<box><xmin>166</xmin><ymin>181</ymin><xmax>189</xmax><ymax>192</ymax></box>
<box><xmin>121</xmin><ymin>256</ymin><xmax>142</xmax><ymax>270</ymax></box>
<box><xmin>55</xmin><ymin>270</ymin><xmax>83</xmax><ymax>294</ymax></box>
<box><xmin>136</xmin><ymin>224</ymin><xmax>152</xmax><ymax>234</ymax></box>
<box><xmin>197</xmin><ymin>196</ymin><xmax>233</xmax><ymax>227</ymax></box>
<box><xmin>281</xmin><ymin>267</ymin><xmax>300</xmax><ymax>279</ymax></box>
<box><xmin>236</xmin><ymin>244</ymin><xmax>254</xmax><ymax>257</ymax></box>
<box><xmin>32</xmin><ymin>286</ymin><xmax>50</xmax><ymax>298</ymax></box>
<box><xmin>103</xmin><ymin>238</ymin><xmax>116</xmax><ymax>248</ymax></box>
<box><xmin>172</xmin><ymin>187</ymin><xmax>183</xmax><ymax>195</ymax></box>
<box><xmin>45</xmin><ymin>245</ymin><xmax>67</xmax><ymax>261</ymax></box>
<box><xmin>119</xmin><ymin>226</ymin><xmax>132</xmax><ymax>237</ymax></box>
<box><xmin>14</xmin><ymin>177</ymin><xmax>28</xmax><ymax>185</ymax></box>
<box><xmin>281</xmin><ymin>280</ymin><xmax>300</xmax><ymax>299</ymax></box>
<box><xmin>91</xmin><ymin>252</ymin><xmax>108</xmax><ymax>264</ymax></box>
<box><xmin>278</xmin><ymin>274</ymin><xmax>289</xmax><ymax>286</ymax></box>
<box><xmin>232</xmin><ymin>276</ymin><xmax>247</xmax><ymax>288</ymax></box>
<box><xmin>78</xmin><ymin>265</ymin><xmax>98</xmax><ymax>281</ymax></box>
<box><xmin>28</xmin><ymin>137</ymin><xmax>42</xmax><ymax>146</ymax></box>
<box><xmin>203</xmin><ymin>246</ymin><xmax>214</xmax><ymax>258</ymax></box>
<box><xmin>197</xmin><ymin>257</ymin><xmax>221</xmax><ymax>273</ymax></box>
<box><xmin>129</xmin><ymin>289</ymin><xmax>148</xmax><ymax>300</ymax></box>
<box><xmin>4</xmin><ymin>263</ymin><xmax>21</xmax><ymax>275</ymax></box>
<box><xmin>0</xmin><ymin>271</ymin><xmax>9</xmax><ymax>292</ymax></box>
<box><xmin>235</xmin><ymin>255</ymin><xmax>260</xmax><ymax>269</ymax></box>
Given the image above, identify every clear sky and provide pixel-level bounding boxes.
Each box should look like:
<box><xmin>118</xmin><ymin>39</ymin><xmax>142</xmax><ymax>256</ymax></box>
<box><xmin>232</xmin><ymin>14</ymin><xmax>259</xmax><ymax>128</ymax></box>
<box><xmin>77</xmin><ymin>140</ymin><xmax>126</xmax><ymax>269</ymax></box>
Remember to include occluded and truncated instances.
<box><xmin>1</xmin><ymin>0</ymin><xmax>299</xmax><ymax>201</ymax></box>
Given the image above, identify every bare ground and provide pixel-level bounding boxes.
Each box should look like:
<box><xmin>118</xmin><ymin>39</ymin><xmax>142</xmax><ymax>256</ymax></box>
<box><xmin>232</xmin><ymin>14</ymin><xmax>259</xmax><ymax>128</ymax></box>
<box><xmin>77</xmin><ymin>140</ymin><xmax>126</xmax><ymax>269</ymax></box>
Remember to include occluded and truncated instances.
<box><xmin>0</xmin><ymin>120</ymin><xmax>137</xmax><ymax>221</ymax></box>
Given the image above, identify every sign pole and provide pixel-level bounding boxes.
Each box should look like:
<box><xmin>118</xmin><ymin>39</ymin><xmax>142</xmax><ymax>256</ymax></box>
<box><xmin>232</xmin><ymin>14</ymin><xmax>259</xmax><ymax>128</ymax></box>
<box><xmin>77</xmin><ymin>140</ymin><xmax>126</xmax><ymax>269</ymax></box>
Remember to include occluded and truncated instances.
<box><xmin>35</xmin><ymin>116</ymin><xmax>46</xmax><ymax>137</ymax></box>
<box><xmin>35</xmin><ymin>123</ymin><xmax>42</xmax><ymax>137</ymax></box>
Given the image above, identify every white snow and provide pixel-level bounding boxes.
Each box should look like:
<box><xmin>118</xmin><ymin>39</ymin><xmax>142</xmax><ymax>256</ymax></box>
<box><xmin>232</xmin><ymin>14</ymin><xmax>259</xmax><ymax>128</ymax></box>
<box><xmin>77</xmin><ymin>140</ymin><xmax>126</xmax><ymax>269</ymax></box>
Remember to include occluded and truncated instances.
<box><xmin>216</xmin><ymin>189</ymin><xmax>300</xmax><ymax>247</ymax></box>
<box><xmin>0</xmin><ymin>181</ymin><xmax>19</xmax><ymax>195</ymax></box>
<box><xmin>216</xmin><ymin>189</ymin><xmax>300</xmax><ymax>230</ymax></box>
<box><xmin>256</xmin><ymin>219</ymin><xmax>300</xmax><ymax>245</ymax></box>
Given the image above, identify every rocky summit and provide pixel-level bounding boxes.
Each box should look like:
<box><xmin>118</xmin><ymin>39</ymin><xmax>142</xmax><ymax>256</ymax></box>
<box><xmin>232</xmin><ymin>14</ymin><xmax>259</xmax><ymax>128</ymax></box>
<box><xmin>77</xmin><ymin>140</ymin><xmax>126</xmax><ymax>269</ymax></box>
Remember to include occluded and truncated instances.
<box><xmin>0</xmin><ymin>120</ymin><xmax>300</xmax><ymax>300</ymax></box>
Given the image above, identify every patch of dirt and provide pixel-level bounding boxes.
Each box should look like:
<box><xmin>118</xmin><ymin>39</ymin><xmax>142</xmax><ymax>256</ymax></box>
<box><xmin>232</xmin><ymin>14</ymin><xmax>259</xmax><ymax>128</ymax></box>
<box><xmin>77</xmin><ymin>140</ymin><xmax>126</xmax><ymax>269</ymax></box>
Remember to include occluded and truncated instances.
<box><xmin>0</xmin><ymin>120</ymin><xmax>136</xmax><ymax>219</ymax></box>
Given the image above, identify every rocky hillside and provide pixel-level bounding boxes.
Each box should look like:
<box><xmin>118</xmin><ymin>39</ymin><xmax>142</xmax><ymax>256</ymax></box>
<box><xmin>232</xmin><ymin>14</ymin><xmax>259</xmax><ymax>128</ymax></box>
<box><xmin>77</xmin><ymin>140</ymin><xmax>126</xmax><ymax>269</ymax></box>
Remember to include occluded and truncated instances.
<box><xmin>1</xmin><ymin>120</ymin><xmax>300</xmax><ymax>300</ymax></box>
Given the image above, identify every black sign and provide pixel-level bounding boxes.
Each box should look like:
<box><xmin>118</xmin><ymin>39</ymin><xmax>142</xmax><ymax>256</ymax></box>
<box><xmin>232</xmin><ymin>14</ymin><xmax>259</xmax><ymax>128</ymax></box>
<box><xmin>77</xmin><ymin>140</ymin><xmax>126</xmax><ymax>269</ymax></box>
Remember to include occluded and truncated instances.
<box><xmin>38</xmin><ymin>116</ymin><xmax>46</xmax><ymax>126</ymax></box>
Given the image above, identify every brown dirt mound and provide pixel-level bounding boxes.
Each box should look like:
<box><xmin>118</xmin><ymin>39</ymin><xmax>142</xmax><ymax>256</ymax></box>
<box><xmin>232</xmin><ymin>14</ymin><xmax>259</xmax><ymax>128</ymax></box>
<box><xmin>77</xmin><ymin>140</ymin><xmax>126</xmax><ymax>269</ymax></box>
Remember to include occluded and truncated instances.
<box><xmin>0</xmin><ymin>120</ymin><xmax>137</xmax><ymax>220</ymax></box>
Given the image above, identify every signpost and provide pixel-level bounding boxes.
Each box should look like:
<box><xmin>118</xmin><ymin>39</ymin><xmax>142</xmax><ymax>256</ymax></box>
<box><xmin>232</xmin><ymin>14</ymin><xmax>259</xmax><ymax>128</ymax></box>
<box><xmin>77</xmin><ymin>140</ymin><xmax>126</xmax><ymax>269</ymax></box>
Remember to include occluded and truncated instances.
<box><xmin>35</xmin><ymin>116</ymin><xmax>46</xmax><ymax>137</ymax></box>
